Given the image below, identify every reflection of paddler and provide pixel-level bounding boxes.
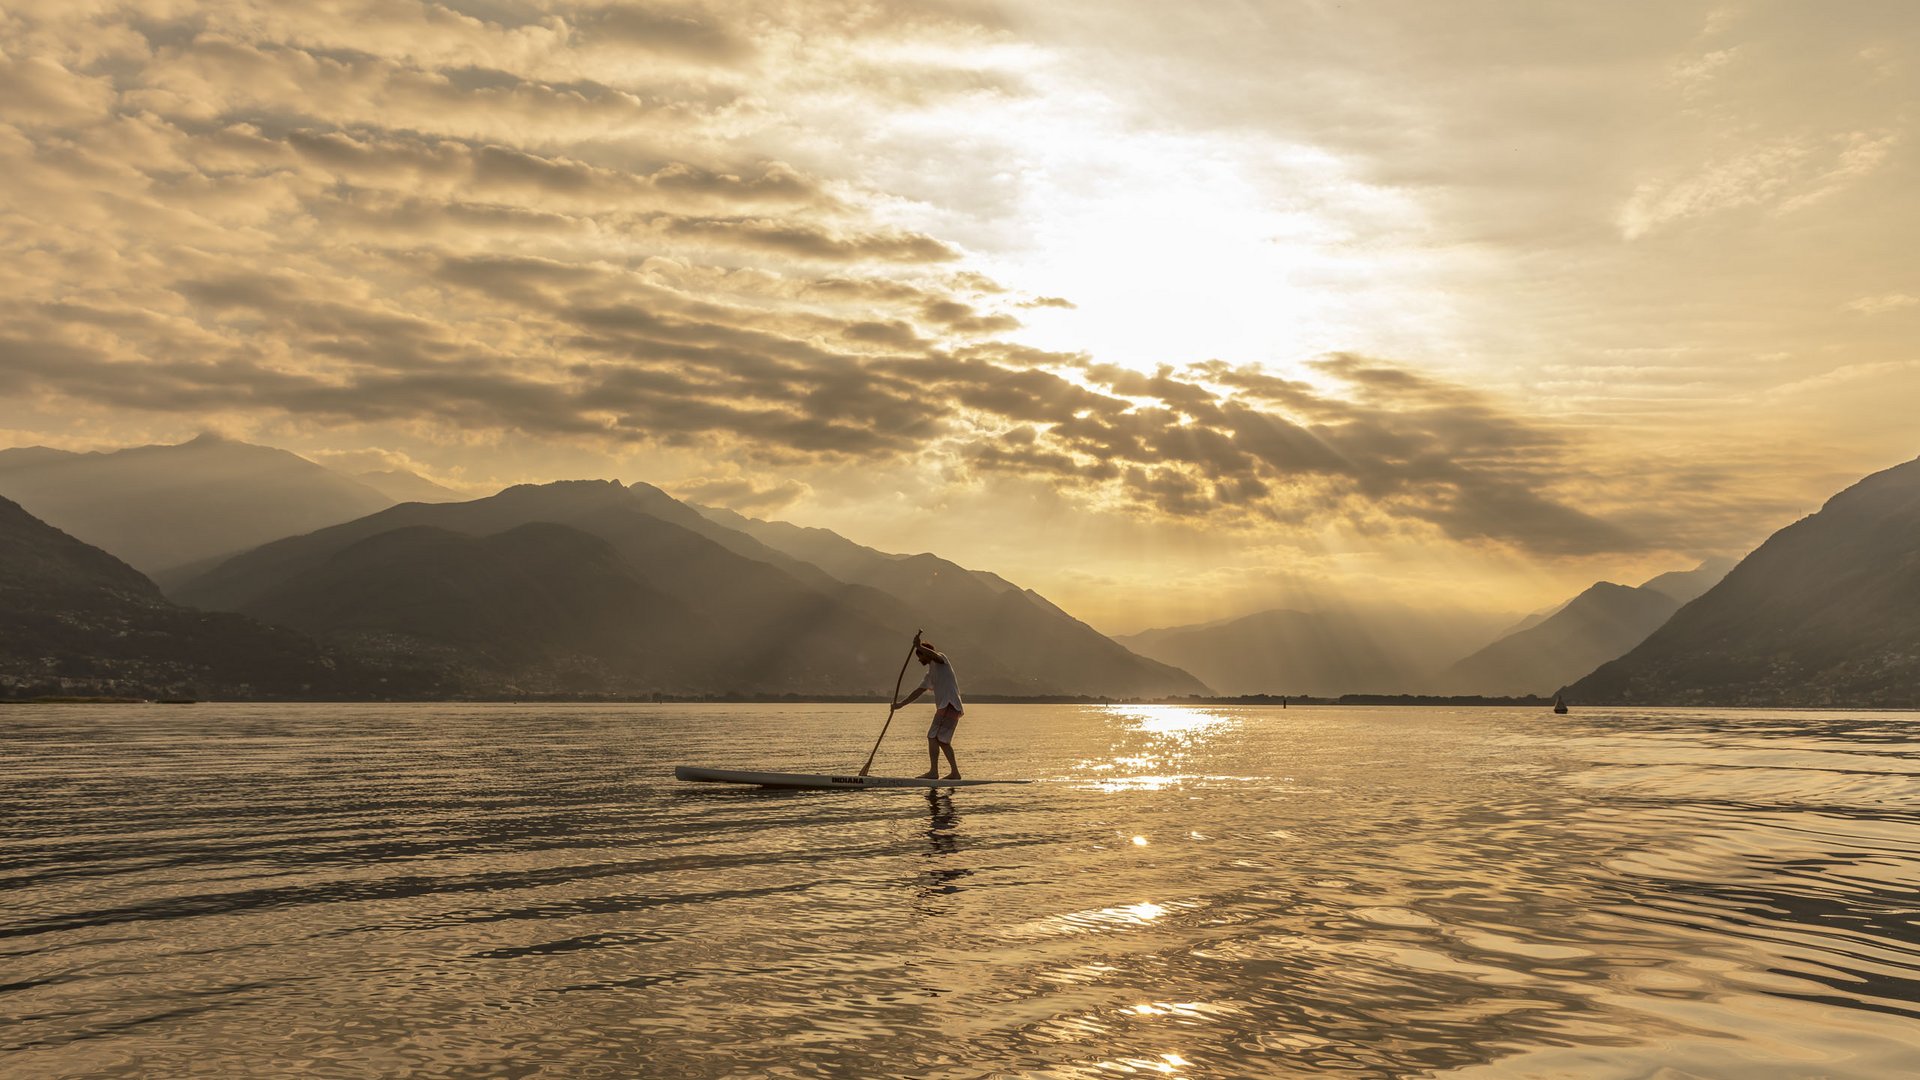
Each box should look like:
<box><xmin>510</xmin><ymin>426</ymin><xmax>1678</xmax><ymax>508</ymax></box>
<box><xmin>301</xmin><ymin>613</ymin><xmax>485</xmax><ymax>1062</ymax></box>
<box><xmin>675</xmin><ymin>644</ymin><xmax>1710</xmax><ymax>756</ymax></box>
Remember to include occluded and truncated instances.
<box><xmin>892</xmin><ymin>641</ymin><xmax>965</xmax><ymax>779</ymax></box>
<box><xmin>919</xmin><ymin>789</ymin><xmax>970</xmax><ymax>900</ymax></box>
<box><xmin>926</xmin><ymin>789</ymin><xmax>959</xmax><ymax>853</ymax></box>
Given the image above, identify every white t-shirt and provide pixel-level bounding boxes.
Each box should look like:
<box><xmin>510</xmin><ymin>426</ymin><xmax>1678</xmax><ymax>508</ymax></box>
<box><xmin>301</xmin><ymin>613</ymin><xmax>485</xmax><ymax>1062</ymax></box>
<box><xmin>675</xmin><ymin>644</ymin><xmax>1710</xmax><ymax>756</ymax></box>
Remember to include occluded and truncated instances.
<box><xmin>918</xmin><ymin>655</ymin><xmax>963</xmax><ymax>712</ymax></box>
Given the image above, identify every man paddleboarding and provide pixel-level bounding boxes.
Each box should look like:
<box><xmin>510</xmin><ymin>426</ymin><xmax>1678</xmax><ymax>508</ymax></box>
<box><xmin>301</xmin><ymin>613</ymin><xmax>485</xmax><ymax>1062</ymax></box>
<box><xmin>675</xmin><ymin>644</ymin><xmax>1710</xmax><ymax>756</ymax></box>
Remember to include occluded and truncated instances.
<box><xmin>892</xmin><ymin>641</ymin><xmax>964</xmax><ymax>779</ymax></box>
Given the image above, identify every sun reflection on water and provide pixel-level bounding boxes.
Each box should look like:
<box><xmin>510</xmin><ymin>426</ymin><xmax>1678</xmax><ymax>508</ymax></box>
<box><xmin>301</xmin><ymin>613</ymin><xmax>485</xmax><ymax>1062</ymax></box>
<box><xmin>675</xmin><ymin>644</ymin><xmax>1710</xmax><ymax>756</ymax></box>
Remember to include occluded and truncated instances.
<box><xmin>1105</xmin><ymin>705</ymin><xmax>1236</xmax><ymax>738</ymax></box>
<box><xmin>1074</xmin><ymin>706</ymin><xmax>1247</xmax><ymax>789</ymax></box>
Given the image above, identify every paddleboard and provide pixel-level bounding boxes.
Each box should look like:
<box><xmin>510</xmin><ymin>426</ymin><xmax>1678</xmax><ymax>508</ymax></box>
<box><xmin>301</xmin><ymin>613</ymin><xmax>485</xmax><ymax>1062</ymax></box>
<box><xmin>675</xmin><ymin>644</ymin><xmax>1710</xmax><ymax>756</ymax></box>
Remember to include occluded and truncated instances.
<box><xmin>675</xmin><ymin>765</ymin><xmax>1030</xmax><ymax>790</ymax></box>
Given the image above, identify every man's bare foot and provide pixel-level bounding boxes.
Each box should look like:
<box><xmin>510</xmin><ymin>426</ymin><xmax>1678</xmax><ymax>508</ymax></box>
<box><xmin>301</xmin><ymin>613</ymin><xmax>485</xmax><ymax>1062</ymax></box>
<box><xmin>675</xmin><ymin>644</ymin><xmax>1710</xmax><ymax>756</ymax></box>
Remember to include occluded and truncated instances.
<box><xmin>917</xmin><ymin>770</ymin><xmax>939</xmax><ymax>779</ymax></box>
<box><xmin>943</xmin><ymin>771</ymin><xmax>962</xmax><ymax>780</ymax></box>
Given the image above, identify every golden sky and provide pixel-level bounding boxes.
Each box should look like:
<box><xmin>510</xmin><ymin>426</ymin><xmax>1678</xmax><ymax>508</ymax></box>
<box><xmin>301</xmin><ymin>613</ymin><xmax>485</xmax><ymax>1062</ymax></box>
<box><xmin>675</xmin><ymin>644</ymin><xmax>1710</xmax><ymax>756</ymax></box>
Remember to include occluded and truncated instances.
<box><xmin>2</xmin><ymin>1</ymin><xmax>1915</xmax><ymax>631</ymax></box>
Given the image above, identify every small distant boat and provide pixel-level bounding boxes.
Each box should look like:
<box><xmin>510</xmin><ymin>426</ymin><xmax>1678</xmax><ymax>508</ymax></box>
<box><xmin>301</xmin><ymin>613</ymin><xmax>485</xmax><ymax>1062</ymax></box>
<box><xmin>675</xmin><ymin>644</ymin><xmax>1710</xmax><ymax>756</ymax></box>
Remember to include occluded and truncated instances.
<box><xmin>1552</xmin><ymin>693</ymin><xmax>1569</xmax><ymax>715</ymax></box>
<box><xmin>676</xmin><ymin>766</ymin><xmax>1030</xmax><ymax>790</ymax></box>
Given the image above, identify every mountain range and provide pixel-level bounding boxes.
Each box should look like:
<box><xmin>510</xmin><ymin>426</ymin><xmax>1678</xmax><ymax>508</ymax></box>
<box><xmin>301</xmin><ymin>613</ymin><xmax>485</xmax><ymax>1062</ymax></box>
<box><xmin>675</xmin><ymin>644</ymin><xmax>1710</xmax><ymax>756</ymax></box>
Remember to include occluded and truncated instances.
<box><xmin>0</xmin><ymin>496</ymin><xmax>357</xmax><ymax>700</ymax></box>
<box><xmin>1435</xmin><ymin>582</ymin><xmax>1688</xmax><ymax>696</ymax></box>
<box><xmin>695</xmin><ymin>505</ymin><xmax>1188</xmax><ymax>698</ymax></box>
<box><xmin>171</xmin><ymin>478</ymin><xmax>1205</xmax><ymax>698</ymax></box>
<box><xmin>1113</xmin><ymin>606</ymin><xmax>1512</xmax><ymax>697</ymax></box>
<box><xmin>3</xmin><ymin>433</ymin><xmax>1915</xmax><ymax>706</ymax></box>
<box><xmin>352</xmin><ymin>469</ymin><xmax>464</xmax><ymax>504</ymax></box>
<box><xmin>1434</xmin><ymin>558</ymin><xmax>1737</xmax><ymax>696</ymax></box>
<box><xmin>1115</xmin><ymin>555</ymin><xmax>1738</xmax><ymax>698</ymax></box>
<box><xmin>1567</xmin><ymin>457</ymin><xmax>1920</xmax><ymax>707</ymax></box>
<box><xmin>0</xmin><ymin>435</ymin><xmax>398</xmax><ymax>577</ymax></box>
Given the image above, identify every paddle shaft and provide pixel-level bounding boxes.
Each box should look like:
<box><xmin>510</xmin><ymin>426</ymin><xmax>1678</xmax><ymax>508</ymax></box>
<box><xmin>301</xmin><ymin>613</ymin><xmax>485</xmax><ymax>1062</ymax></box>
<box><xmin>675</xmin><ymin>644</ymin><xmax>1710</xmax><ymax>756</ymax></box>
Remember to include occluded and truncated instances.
<box><xmin>859</xmin><ymin>630</ymin><xmax>922</xmax><ymax>776</ymax></box>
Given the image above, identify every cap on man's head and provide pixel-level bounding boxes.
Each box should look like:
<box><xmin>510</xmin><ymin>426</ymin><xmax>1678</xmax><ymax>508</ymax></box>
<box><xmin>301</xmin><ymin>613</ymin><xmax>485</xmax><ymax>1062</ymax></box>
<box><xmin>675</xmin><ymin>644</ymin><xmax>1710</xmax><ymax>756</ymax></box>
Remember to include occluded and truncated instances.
<box><xmin>915</xmin><ymin>641</ymin><xmax>940</xmax><ymax>657</ymax></box>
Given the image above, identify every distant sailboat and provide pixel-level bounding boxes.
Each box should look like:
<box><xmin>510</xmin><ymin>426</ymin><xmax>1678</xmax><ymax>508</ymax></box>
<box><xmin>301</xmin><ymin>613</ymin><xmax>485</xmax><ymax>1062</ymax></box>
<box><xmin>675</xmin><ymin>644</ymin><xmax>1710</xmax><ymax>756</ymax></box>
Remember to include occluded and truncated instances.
<box><xmin>1552</xmin><ymin>693</ymin><xmax>1569</xmax><ymax>714</ymax></box>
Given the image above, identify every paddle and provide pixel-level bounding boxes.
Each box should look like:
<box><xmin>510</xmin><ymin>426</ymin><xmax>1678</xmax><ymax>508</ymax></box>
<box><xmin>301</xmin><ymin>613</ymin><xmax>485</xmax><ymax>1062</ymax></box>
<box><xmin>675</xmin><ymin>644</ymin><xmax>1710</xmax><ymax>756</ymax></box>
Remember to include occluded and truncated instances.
<box><xmin>859</xmin><ymin>630</ymin><xmax>922</xmax><ymax>777</ymax></box>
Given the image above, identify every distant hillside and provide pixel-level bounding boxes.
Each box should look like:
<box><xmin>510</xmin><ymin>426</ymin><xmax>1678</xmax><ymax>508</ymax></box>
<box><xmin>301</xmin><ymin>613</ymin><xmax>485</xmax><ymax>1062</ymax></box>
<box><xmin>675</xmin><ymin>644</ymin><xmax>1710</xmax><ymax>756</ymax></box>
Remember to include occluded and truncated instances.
<box><xmin>1639</xmin><ymin>556</ymin><xmax>1738</xmax><ymax>605</ymax></box>
<box><xmin>237</xmin><ymin>523</ymin><xmax>699</xmax><ymax>694</ymax></box>
<box><xmin>1495</xmin><ymin>600</ymin><xmax>1570</xmax><ymax>641</ymax></box>
<box><xmin>1438</xmin><ymin>582</ymin><xmax>1679</xmax><ymax>696</ymax></box>
<box><xmin>0</xmin><ymin>497</ymin><xmax>353</xmax><ymax>700</ymax></box>
<box><xmin>0</xmin><ymin>435</ymin><xmax>393</xmax><ymax>575</ymax></box>
<box><xmin>177</xmin><ymin>481</ymin><xmax>905</xmax><ymax>695</ymax></box>
<box><xmin>354</xmin><ymin>469</ymin><xmax>466</xmax><ymax>504</ymax></box>
<box><xmin>1567</xmin><ymin>456</ymin><xmax>1920</xmax><ymax>707</ymax></box>
<box><xmin>698</xmin><ymin>505</ymin><xmax>1207</xmax><ymax>697</ymax></box>
<box><xmin>179</xmin><ymin>481</ymin><xmax>1206</xmax><ymax>697</ymax></box>
<box><xmin>1113</xmin><ymin>606</ymin><xmax>1506</xmax><ymax>696</ymax></box>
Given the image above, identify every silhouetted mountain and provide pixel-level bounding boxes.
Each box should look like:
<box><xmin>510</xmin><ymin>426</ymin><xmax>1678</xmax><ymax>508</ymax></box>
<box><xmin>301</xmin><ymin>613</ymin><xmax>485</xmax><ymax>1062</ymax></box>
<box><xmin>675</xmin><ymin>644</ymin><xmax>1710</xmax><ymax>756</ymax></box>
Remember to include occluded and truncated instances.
<box><xmin>627</xmin><ymin>485</ymin><xmax>845</xmax><ymax>592</ymax></box>
<box><xmin>1115</xmin><ymin>606</ymin><xmax>1506</xmax><ymax>696</ymax></box>
<box><xmin>1495</xmin><ymin>599</ymin><xmax>1571</xmax><ymax>640</ymax></box>
<box><xmin>1638</xmin><ymin>555</ymin><xmax>1738</xmax><ymax>605</ymax></box>
<box><xmin>1438</xmin><ymin>582</ymin><xmax>1680</xmax><ymax>696</ymax></box>
<box><xmin>0</xmin><ymin>435</ymin><xmax>393</xmax><ymax>576</ymax></box>
<box><xmin>179</xmin><ymin>480</ymin><xmax>910</xmax><ymax>693</ymax></box>
<box><xmin>697</xmin><ymin>505</ymin><xmax>1208</xmax><ymax>697</ymax></box>
<box><xmin>0</xmin><ymin>497</ymin><xmax>350</xmax><ymax>699</ymax></box>
<box><xmin>182</xmin><ymin>481</ymin><xmax>1206</xmax><ymax>697</ymax></box>
<box><xmin>354</xmin><ymin>469</ymin><xmax>466</xmax><ymax>503</ymax></box>
<box><xmin>1567</xmin><ymin>457</ymin><xmax>1920</xmax><ymax>707</ymax></box>
<box><xmin>237</xmin><ymin>523</ymin><xmax>699</xmax><ymax>694</ymax></box>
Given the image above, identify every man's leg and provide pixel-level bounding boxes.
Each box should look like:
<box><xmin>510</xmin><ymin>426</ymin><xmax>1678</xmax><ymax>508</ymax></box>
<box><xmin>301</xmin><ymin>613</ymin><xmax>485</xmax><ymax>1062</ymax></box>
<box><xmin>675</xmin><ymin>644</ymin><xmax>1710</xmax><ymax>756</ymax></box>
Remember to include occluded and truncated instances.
<box><xmin>920</xmin><ymin>737</ymin><xmax>940</xmax><ymax>779</ymax></box>
<box><xmin>941</xmin><ymin>740</ymin><xmax>960</xmax><ymax>779</ymax></box>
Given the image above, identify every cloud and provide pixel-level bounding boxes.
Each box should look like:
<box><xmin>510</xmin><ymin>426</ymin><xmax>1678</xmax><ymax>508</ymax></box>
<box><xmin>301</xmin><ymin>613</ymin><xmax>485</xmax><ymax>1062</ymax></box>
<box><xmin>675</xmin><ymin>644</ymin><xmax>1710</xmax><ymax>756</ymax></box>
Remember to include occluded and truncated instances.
<box><xmin>670</xmin><ymin>472</ymin><xmax>811</xmax><ymax>513</ymax></box>
<box><xmin>1845</xmin><ymin>293</ymin><xmax>1919</xmax><ymax>315</ymax></box>
<box><xmin>4</xmin><ymin>0</ymin><xmax>1791</xmax><ymax>570</ymax></box>
<box><xmin>0</xmin><ymin>53</ymin><xmax>117</xmax><ymax>127</ymax></box>
<box><xmin>577</xmin><ymin>4</ymin><xmax>756</xmax><ymax>62</ymax></box>
<box><xmin>657</xmin><ymin>215</ymin><xmax>961</xmax><ymax>263</ymax></box>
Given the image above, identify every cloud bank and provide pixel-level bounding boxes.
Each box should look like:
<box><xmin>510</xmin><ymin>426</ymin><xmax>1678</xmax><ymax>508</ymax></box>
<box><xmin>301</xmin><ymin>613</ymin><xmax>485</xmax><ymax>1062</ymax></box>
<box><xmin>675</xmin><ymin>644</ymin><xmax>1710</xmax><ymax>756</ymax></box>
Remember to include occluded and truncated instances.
<box><xmin>0</xmin><ymin>0</ymin><xmax>1652</xmax><ymax>560</ymax></box>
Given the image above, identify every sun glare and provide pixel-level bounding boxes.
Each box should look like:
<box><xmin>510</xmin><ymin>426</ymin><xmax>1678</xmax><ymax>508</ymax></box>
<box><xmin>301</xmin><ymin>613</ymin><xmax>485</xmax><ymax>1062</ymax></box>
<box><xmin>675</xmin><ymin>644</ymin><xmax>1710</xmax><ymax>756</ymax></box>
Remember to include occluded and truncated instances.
<box><xmin>1108</xmin><ymin>705</ymin><xmax>1234</xmax><ymax>737</ymax></box>
<box><xmin>996</xmin><ymin>135</ymin><xmax>1359</xmax><ymax>372</ymax></box>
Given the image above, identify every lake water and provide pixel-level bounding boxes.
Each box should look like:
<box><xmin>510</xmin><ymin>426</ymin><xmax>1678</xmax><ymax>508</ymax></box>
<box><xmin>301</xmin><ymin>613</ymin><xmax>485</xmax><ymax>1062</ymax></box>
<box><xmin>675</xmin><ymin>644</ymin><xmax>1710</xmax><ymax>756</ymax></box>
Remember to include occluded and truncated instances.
<box><xmin>2</xmin><ymin>703</ymin><xmax>1917</xmax><ymax>1078</ymax></box>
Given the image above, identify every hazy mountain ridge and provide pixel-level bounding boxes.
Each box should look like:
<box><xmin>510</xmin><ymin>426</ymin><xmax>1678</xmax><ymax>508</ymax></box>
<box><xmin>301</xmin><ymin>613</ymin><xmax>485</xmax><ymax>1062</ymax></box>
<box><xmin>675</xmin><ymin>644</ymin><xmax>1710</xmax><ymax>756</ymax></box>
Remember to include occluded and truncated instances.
<box><xmin>236</xmin><ymin>522</ymin><xmax>702</xmax><ymax>695</ymax></box>
<box><xmin>0</xmin><ymin>435</ymin><xmax>395</xmax><ymax>576</ymax></box>
<box><xmin>177</xmin><ymin>481</ymin><xmax>907</xmax><ymax>694</ymax></box>
<box><xmin>177</xmin><ymin>481</ymin><xmax>1206</xmax><ymax>696</ymax></box>
<box><xmin>1434</xmin><ymin>559</ymin><xmax>1735</xmax><ymax>695</ymax></box>
<box><xmin>354</xmin><ymin>469</ymin><xmax>466</xmax><ymax>503</ymax></box>
<box><xmin>12</xmin><ymin>429</ymin><xmax>1908</xmax><ymax>705</ymax></box>
<box><xmin>1639</xmin><ymin>556</ymin><xmax>1739</xmax><ymax>605</ymax></box>
<box><xmin>0</xmin><ymin>496</ymin><xmax>354</xmax><ymax>700</ymax></box>
<box><xmin>696</xmin><ymin>504</ymin><xmax>1206</xmax><ymax>697</ymax></box>
<box><xmin>1116</xmin><ymin>553</ymin><xmax>1738</xmax><ymax>698</ymax></box>
<box><xmin>1566</xmin><ymin>456</ymin><xmax>1920</xmax><ymax>707</ymax></box>
<box><xmin>1115</xmin><ymin>607</ymin><xmax>1510</xmax><ymax>697</ymax></box>
<box><xmin>1437</xmin><ymin>582</ymin><xmax>1681</xmax><ymax>696</ymax></box>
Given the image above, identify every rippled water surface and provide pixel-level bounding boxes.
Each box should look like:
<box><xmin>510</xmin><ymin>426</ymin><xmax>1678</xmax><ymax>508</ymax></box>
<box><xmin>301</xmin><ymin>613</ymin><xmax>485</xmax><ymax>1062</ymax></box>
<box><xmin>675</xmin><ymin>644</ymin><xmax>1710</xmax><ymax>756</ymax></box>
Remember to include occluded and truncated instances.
<box><xmin>3</xmin><ymin>703</ymin><xmax>1918</xmax><ymax>1078</ymax></box>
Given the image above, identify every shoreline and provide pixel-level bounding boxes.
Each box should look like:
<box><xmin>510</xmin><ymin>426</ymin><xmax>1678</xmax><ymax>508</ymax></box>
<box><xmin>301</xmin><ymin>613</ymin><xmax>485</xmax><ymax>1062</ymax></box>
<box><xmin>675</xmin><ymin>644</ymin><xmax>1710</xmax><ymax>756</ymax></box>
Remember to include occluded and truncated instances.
<box><xmin>7</xmin><ymin>694</ymin><xmax>1915</xmax><ymax>710</ymax></box>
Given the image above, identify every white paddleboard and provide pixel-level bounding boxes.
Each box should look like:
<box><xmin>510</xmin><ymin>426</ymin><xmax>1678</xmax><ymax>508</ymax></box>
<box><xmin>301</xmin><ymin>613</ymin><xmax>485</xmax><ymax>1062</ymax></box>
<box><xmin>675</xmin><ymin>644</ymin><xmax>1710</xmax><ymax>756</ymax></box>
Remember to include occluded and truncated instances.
<box><xmin>675</xmin><ymin>765</ymin><xmax>1030</xmax><ymax>790</ymax></box>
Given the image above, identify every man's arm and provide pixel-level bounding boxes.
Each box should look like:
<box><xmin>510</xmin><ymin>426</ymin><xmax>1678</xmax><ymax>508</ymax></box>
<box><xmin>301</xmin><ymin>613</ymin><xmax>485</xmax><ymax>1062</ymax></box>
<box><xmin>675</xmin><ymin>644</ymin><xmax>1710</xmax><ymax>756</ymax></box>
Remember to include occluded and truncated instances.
<box><xmin>893</xmin><ymin>686</ymin><xmax>928</xmax><ymax>710</ymax></box>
